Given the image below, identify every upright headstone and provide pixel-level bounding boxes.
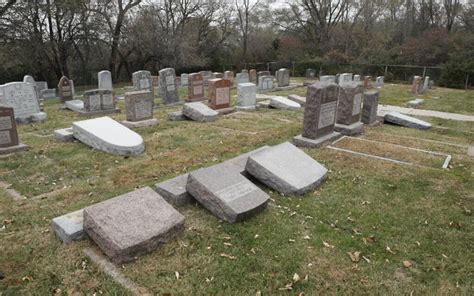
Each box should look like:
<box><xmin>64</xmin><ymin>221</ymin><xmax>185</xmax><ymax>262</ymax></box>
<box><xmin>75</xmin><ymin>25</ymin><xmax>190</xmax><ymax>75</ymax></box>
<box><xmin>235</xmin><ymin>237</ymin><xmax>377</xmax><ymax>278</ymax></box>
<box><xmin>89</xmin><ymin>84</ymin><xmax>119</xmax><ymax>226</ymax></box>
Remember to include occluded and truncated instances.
<box><xmin>200</xmin><ymin>71</ymin><xmax>212</xmax><ymax>86</ymax></box>
<box><xmin>181</xmin><ymin>73</ymin><xmax>189</xmax><ymax>86</ymax></box>
<box><xmin>125</xmin><ymin>91</ymin><xmax>154</xmax><ymax>122</ymax></box>
<box><xmin>258</xmin><ymin>76</ymin><xmax>274</xmax><ymax>91</ymax></box>
<box><xmin>423</xmin><ymin>76</ymin><xmax>430</xmax><ymax>92</ymax></box>
<box><xmin>187</xmin><ymin>73</ymin><xmax>204</xmax><ymax>102</ymax></box>
<box><xmin>339</xmin><ymin>73</ymin><xmax>353</xmax><ymax>86</ymax></box>
<box><xmin>293</xmin><ymin>82</ymin><xmax>341</xmax><ymax>148</ymax></box>
<box><xmin>98</xmin><ymin>70</ymin><xmax>113</xmax><ymax>91</ymax></box>
<box><xmin>132</xmin><ymin>70</ymin><xmax>152</xmax><ymax>93</ymax></box>
<box><xmin>364</xmin><ymin>76</ymin><xmax>373</xmax><ymax>88</ymax></box>
<box><xmin>208</xmin><ymin>78</ymin><xmax>231</xmax><ymax>110</ymax></box>
<box><xmin>353</xmin><ymin>75</ymin><xmax>361</xmax><ymax>82</ymax></box>
<box><xmin>159</xmin><ymin>68</ymin><xmax>179</xmax><ymax>105</ymax></box>
<box><xmin>211</xmin><ymin>72</ymin><xmax>224</xmax><ymax>79</ymax></box>
<box><xmin>276</xmin><ymin>68</ymin><xmax>290</xmax><ymax>87</ymax></box>
<box><xmin>58</xmin><ymin>76</ymin><xmax>74</xmax><ymax>103</ymax></box>
<box><xmin>241</xmin><ymin>69</ymin><xmax>249</xmax><ymax>74</ymax></box>
<box><xmin>361</xmin><ymin>91</ymin><xmax>379</xmax><ymax>125</ymax></box>
<box><xmin>236</xmin><ymin>73</ymin><xmax>250</xmax><ymax>85</ymax></box>
<box><xmin>320</xmin><ymin>75</ymin><xmax>336</xmax><ymax>83</ymax></box>
<box><xmin>83</xmin><ymin>89</ymin><xmax>115</xmax><ymax>112</ymax></box>
<box><xmin>237</xmin><ymin>83</ymin><xmax>257</xmax><ymax>110</ymax></box>
<box><xmin>224</xmin><ymin>71</ymin><xmax>235</xmax><ymax>85</ymax></box>
<box><xmin>0</xmin><ymin>82</ymin><xmax>46</xmax><ymax>123</ymax></box>
<box><xmin>23</xmin><ymin>75</ymin><xmax>35</xmax><ymax>84</ymax></box>
<box><xmin>35</xmin><ymin>81</ymin><xmax>48</xmax><ymax>94</ymax></box>
<box><xmin>335</xmin><ymin>82</ymin><xmax>364</xmax><ymax>135</ymax></box>
<box><xmin>257</xmin><ymin>71</ymin><xmax>270</xmax><ymax>84</ymax></box>
<box><xmin>306</xmin><ymin>69</ymin><xmax>317</xmax><ymax>80</ymax></box>
<box><xmin>0</xmin><ymin>107</ymin><xmax>28</xmax><ymax>154</ymax></box>
<box><xmin>411</xmin><ymin>76</ymin><xmax>421</xmax><ymax>94</ymax></box>
<box><xmin>249</xmin><ymin>69</ymin><xmax>257</xmax><ymax>83</ymax></box>
<box><xmin>375</xmin><ymin>76</ymin><xmax>384</xmax><ymax>87</ymax></box>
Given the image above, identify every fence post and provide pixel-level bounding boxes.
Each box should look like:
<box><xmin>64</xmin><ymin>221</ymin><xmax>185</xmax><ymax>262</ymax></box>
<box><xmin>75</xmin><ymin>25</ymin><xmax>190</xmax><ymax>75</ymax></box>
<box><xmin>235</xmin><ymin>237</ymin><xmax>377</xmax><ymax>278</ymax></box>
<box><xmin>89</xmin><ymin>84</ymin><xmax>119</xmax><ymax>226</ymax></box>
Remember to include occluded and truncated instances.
<box><xmin>384</xmin><ymin>65</ymin><xmax>388</xmax><ymax>78</ymax></box>
<box><xmin>465</xmin><ymin>74</ymin><xmax>469</xmax><ymax>90</ymax></box>
<box><xmin>422</xmin><ymin>66</ymin><xmax>426</xmax><ymax>78</ymax></box>
<box><xmin>292</xmin><ymin>62</ymin><xmax>296</xmax><ymax>77</ymax></box>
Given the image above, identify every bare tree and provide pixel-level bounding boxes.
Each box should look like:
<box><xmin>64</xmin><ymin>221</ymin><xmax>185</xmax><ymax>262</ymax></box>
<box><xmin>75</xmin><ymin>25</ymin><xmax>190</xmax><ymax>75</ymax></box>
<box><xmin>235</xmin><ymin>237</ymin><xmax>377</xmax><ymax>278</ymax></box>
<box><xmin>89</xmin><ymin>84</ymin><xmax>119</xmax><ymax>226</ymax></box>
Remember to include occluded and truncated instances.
<box><xmin>444</xmin><ymin>0</ymin><xmax>461</xmax><ymax>32</ymax></box>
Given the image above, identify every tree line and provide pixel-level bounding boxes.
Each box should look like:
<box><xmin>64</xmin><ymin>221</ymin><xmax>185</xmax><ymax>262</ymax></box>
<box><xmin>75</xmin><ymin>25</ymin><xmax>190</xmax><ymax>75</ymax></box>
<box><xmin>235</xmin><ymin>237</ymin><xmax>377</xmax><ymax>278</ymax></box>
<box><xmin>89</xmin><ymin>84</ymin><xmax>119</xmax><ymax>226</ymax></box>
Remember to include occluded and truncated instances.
<box><xmin>0</xmin><ymin>0</ymin><xmax>472</xmax><ymax>88</ymax></box>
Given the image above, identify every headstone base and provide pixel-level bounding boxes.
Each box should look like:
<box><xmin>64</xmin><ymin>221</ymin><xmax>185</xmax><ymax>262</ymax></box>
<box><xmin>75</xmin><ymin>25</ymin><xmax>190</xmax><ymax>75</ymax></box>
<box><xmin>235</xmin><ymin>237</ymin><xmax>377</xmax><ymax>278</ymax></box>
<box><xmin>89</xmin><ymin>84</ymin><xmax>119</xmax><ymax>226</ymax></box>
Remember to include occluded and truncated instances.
<box><xmin>0</xmin><ymin>143</ymin><xmax>28</xmax><ymax>155</ymax></box>
<box><xmin>52</xmin><ymin>209</ymin><xmax>86</xmax><ymax>244</ymax></box>
<box><xmin>293</xmin><ymin>132</ymin><xmax>342</xmax><ymax>148</ymax></box>
<box><xmin>287</xmin><ymin>94</ymin><xmax>306</xmax><ymax>107</ymax></box>
<box><xmin>121</xmin><ymin>119</ymin><xmax>159</xmax><ymax>129</ymax></box>
<box><xmin>303</xmin><ymin>80</ymin><xmax>317</xmax><ymax>86</ymax></box>
<box><xmin>335</xmin><ymin>122</ymin><xmax>364</xmax><ymax>136</ymax></box>
<box><xmin>154</xmin><ymin>174</ymin><xmax>192</xmax><ymax>207</ymax></box>
<box><xmin>55</xmin><ymin>127</ymin><xmax>74</xmax><ymax>142</ymax></box>
<box><xmin>216</xmin><ymin>107</ymin><xmax>236</xmax><ymax>115</ymax></box>
<box><xmin>16</xmin><ymin>112</ymin><xmax>47</xmax><ymax>124</ymax></box>
<box><xmin>267</xmin><ymin>83</ymin><xmax>300</xmax><ymax>92</ymax></box>
<box><xmin>257</xmin><ymin>100</ymin><xmax>271</xmax><ymax>109</ymax></box>
<box><xmin>161</xmin><ymin>101</ymin><xmax>183</xmax><ymax>107</ymax></box>
<box><xmin>364</xmin><ymin>120</ymin><xmax>381</xmax><ymax>127</ymax></box>
<box><xmin>168</xmin><ymin>111</ymin><xmax>188</xmax><ymax>121</ymax></box>
<box><xmin>236</xmin><ymin>106</ymin><xmax>256</xmax><ymax>111</ymax></box>
<box><xmin>75</xmin><ymin>108</ymin><xmax>121</xmax><ymax>117</ymax></box>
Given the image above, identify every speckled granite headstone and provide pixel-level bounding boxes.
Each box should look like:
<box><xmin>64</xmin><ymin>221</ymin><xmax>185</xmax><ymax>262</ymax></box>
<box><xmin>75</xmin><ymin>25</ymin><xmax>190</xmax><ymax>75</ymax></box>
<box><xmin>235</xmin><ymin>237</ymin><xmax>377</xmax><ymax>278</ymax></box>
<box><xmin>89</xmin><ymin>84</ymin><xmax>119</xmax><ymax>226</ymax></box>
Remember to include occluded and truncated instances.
<box><xmin>208</xmin><ymin>78</ymin><xmax>231</xmax><ymax>110</ymax></box>
<box><xmin>159</xmin><ymin>68</ymin><xmax>180</xmax><ymax>104</ymax></box>
<box><xmin>83</xmin><ymin>187</ymin><xmax>185</xmax><ymax>264</ymax></box>
<box><xmin>125</xmin><ymin>90</ymin><xmax>154</xmax><ymax>122</ymax></box>
<box><xmin>361</xmin><ymin>91</ymin><xmax>379</xmax><ymax>125</ymax></box>
<box><xmin>58</xmin><ymin>76</ymin><xmax>74</xmax><ymax>102</ymax></box>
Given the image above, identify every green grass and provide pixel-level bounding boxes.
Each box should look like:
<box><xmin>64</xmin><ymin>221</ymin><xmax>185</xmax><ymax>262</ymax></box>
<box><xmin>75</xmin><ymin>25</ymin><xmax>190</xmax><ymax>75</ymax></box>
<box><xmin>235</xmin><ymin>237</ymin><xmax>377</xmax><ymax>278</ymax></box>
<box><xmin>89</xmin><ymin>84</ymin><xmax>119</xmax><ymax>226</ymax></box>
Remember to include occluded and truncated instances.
<box><xmin>0</xmin><ymin>82</ymin><xmax>473</xmax><ymax>295</ymax></box>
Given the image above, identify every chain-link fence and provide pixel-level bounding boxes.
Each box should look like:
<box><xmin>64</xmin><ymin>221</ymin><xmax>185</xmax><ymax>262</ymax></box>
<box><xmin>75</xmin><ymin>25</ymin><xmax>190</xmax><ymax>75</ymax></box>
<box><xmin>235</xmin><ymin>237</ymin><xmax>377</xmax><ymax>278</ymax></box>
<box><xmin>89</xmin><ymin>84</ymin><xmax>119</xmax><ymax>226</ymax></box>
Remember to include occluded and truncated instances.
<box><xmin>223</xmin><ymin>61</ymin><xmax>471</xmax><ymax>89</ymax></box>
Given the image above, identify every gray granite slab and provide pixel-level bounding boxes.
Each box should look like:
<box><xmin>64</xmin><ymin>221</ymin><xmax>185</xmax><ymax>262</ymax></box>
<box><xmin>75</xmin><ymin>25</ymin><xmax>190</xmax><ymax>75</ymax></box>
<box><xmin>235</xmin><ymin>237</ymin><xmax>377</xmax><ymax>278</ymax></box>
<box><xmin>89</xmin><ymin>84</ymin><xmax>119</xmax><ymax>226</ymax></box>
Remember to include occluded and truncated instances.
<box><xmin>84</xmin><ymin>187</ymin><xmax>185</xmax><ymax>264</ymax></box>
<box><xmin>270</xmin><ymin>96</ymin><xmax>301</xmax><ymax>110</ymax></box>
<box><xmin>407</xmin><ymin>98</ymin><xmax>424</xmax><ymax>108</ymax></box>
<box><xmin>384</xmin><ymin>111</ymin><xmax>432</xmax><ymax>129</ymax></box>
<box><xmin>245</xmin><ymin>142</ymin><xmax>328</xmax><ymax>195</ymax></box>
<box><xmin>186</xmin><ymin>162</ymin><xmax>269</xmax><ymax>223</ymax></box>
<box><xmin>287</xmin><ymin>94</ymin><xmax>306</xmax><ymax>107</ymax></box>
<box><xmin>155</xmin><ymin>174</ymin><xmax>192</xmax><ymax>207</ymax></box>
<box><xmin>168</xmin><ymin>111</ymin><xmax>188</xmax><ymax>121</ymax></box>
<box><xmin>182</xmin><ymin>102</ymin><xmax>218</xmax><ymax>122</ymax></box>
<box><xmin>52</xmin><ymin>209</ymin><xmax>86</xmax><ymax>244</ymax></box>
<box><xmin>54</xmin><ymin>127</ymin><xmax>74</xmax><ymax>142</ymax></box>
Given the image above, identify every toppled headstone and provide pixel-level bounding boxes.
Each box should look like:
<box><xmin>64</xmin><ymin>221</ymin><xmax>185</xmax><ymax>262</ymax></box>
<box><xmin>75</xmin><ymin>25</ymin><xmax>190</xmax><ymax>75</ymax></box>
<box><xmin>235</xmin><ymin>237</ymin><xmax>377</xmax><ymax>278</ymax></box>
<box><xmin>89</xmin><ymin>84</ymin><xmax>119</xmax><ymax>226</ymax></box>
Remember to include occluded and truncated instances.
<box><xmin>84</xmin><ymin>187</ymin><xmax>185</xmax><ymax>264</ymax></box>
<box><xmin>0</xmin><ymin>107</ymin><xmax>28</xmax><ymax>155</ymax></box>
<box><xmin>407</xmin><ymin>98</ymin><xmax>424</xmax><ymax>108</ymax></box>
<box><xmin>270</xmin><ymin>96</ymin><xmax>301</xmax><ymax>110</ymax></box>
<box><xmin>155</xmin><ymin>174</ymin><xmax>192</xmax><ymax>206</ymax></box>
<box><xmin>287</xmin><ymin>94</ymin><xmax>306</xmax><ymax>107</ymax></box>
<box><xmin>361</xmin><ymin>91</ymin><xmax>379</xmax><ymax>125</ymax></box>
<box><xmin>186</xmin><ymin>162</ymin><xmax>270</xmax><ymax>223</ymax></box>
<box><xmin>52</xmin><ymin>209</ymin><xmax>86</xmax><ymax>244</ymax></box>
<box><xmin>245</xmin><ymin>142</ymin><xmax>328</xmax><ymax>195</ymax></box>
<box><xmin>293</xmin><ymin>82</ymin><xmax>341</xmax><ymax>148</ymax></box>
<box><xmin>384</xmin><ymin>111</ymin><xmax>432</xmax><ymax>130</ymax></box>
<box><xmin>236</xmin><ymin>83</ymin><xmax>257</xmax><ymax>110</ymax></box>
<box><xmin>0</xmin><ymin>82</ymin><xmax>47</xmax><ymax>123</ymax></box>
<box><xmin>335</xmin><ymin>82</ymin><xmax>364</xmax><ymax>135</ymax></box>
<box><xmin>73</xmin><ymin>116</ymin><xmax>145</xmax><ymax>155</ymax></box>
<box><xmin>182</xmin><ymin>102</ymin><xmax>218</xmax><ymax>122</ymax></box>
<box><xmin>65</xmin><ymin>99</ymin><xmax>84</xmax><ymax>112</ymax></box>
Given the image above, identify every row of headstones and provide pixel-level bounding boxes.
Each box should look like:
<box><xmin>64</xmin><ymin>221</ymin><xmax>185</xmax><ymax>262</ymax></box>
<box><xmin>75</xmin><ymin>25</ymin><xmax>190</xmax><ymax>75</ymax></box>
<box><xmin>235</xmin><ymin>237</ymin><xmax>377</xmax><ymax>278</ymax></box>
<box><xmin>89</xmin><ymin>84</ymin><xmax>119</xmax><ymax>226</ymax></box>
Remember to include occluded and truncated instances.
<box><xmin>52</xmin><ymin>140</ymin><xmax>328</xmax><ymax>264</ymax></box>
<box><xmin>317</xmin><ymin>73</ymin><xmax>385</xmax><ymax>88</ymax></box>
<box><xmin>411</xmin><ymin>75</ymin><xmax>434</xmax><ymax>94</ymax></box>
<box><xmin>293</xmin><ymin>81</ymin><xmax>379</xmax><ymax>147</ymax></box>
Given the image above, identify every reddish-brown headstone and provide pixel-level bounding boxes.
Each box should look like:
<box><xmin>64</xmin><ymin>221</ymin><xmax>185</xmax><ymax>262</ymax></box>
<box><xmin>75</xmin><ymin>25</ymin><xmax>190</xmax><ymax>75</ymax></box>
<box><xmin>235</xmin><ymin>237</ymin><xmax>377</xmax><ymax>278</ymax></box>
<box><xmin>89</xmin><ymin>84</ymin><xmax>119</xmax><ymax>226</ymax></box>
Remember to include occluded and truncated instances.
<box><xmin>249</xmin><ymin>69</ymin><xmax>257</xmax><ymax>82</ymax></box>
<box><xmin>363</xmin><ymin>76</ymin><xmax>372</xmax><ymax>89</ymax></box>
<box><xmin>58</xmin><ymin>76</ymin><xmax>73</xmax><ymax>103</ymax></box>
<box><xmin>0</xmin><ymin>107</ymin><xmax>19</xmax><ymax>148</ymax></box>
<box><xmin>188</xmin><ymin>73</ymin><xmax>204</xmax><ymax>102</ymax></box>
<box><xmin>208</xmin><ymin>78</ymin><xmax>231</xmax><ymax>110</ymax></box>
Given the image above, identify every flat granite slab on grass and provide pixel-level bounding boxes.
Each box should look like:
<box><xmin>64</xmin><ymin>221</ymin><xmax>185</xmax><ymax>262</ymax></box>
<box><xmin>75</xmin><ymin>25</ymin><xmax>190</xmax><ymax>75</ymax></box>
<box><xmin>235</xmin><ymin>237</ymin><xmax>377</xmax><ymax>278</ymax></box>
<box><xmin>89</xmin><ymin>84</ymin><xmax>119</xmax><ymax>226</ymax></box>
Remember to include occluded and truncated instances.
<box><xmin>384</xmin><ymin>111</ymin><xmax>432</xmax><ymax>130</ymax></box>
<box><xmin>154</xmin><ymin>146</ymin><xmax>269</xmax><ymax>207</ymax></box>
<box><xmin>287</xmin><ymin>94</ymin><xmax>306</xmax><ymax>107</ymax></box>
<box><xmin>182</xmin><ymin>102</ymin><xmax>218</xmax><ymax>122</ymax></box>
<box><xmin>52</xmin><ymin>209</ymin><xmax>86</xmax><ymax>244</ymax></box>
<box><xmin>186</xmin><ymin>162</ymin><xmax>270</xmax><ymax>223</ymax></box>
<box><xmin>270</xmin><ymin>96</ymin><xmax>301</xmax><ymax>110</ymax></box>
<box><xmin>73</xmin><ymin>117</ymin><xmax>145</xmax><ymax>156</ymax></box>
<box><xmin>245</xmin><ymin>142</ymin><xmax>328</xmax><ymax>195</ymax></box>
<box><xmin>83</xmin><ymin>187</ymin><xmax>185</xmax><ymax>264</ymax></box>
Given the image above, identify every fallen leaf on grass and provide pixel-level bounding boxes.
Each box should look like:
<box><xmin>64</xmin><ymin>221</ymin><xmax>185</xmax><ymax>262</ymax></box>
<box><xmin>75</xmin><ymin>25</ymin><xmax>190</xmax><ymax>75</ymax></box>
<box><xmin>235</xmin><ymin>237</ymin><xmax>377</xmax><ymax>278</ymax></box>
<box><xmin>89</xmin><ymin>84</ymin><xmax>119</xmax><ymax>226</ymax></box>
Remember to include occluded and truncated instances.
<box><xmin>323</xmin><ymin>241</ymin><xmax>334</xmax><ymax>248</ymax></box>
<box><xmin>220</xmin><ymin>253</ymin><xmax>236</xmax><ymax>260</ymax></box>
<box><xmin>175</xmin><ymin>271</ymin><xmax>180</xmax><ymax>280</ymax></box>
<box><xmin>279</xmin><ymin>283</ymin><xmax>293</xmax><ymax>291</ymax></box>
<box><xmin>403</xmin><ymin>260</ymin><xmax>412</xmax><ymax>268</ymax></box>
<box><xmin>223</xmin><ymin>242</ymin><xmax>233</xmax><ymax>247</ymax></box>
<box><xmin>22</xmin><ymin>276</ymin><xmax>33</xmax><ymax>282</ymax></box>
<box><xmin>386</xmin><ymin>246</ymin><xmax>396</xmax><ymax>254</ymax></box>
<box><xmin>362</xmin><ymin>256</ymin><xmax>371</xmax><ymax>263</ymax></box>
<box><xmin>303</xmin><ymin>235</ymin><xmax>311</xmax><ymax>240</ymax></box>
<box><xmin>293</xmin><ymin>273</ymin><xmax>300</xmax><ymax>284</ymax></box>
<box><xmin>348</xmin><ymin>251</ymin><xmax>361</xmax><ymax>263</ymax></box>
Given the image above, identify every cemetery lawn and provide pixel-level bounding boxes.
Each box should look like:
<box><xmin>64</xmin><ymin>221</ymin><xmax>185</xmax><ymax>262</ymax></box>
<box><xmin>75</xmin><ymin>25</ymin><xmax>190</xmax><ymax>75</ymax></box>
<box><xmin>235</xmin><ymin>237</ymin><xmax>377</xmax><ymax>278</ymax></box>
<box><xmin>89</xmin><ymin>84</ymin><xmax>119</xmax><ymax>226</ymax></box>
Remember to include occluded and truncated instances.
<box><xmin>1</xmin><ymin>82</ymin><xmax>473</xmax><ymax>295</ymax></box>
